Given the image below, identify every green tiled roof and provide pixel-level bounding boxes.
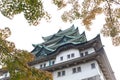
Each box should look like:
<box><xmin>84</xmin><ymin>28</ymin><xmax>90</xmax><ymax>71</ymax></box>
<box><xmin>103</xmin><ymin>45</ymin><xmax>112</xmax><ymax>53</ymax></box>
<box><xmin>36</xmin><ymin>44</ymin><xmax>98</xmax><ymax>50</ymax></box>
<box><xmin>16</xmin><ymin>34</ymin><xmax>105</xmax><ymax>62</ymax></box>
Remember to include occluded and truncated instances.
<box><xmin>41</xmin><ymin>27</ymin><xmax>80</xmax><ymax>46</ymax></box>
<box><xmin>31</xmin><ymin>25</ymin><xmax>87</xmax><ymax>58</ymax></box>
<box><xmin>35</xmin><ymin>46</ymin><xmax>53</xmax><ymax>57</ymax></box>
<box><xmin>42</xmin><ymin>25</ymin><xmax>75</xmax><ymax>41</ymax></box>
<box><xmin>56</xmin><ymin>35</ymin><xmax>73</xmax><ymax>44</ymax></box>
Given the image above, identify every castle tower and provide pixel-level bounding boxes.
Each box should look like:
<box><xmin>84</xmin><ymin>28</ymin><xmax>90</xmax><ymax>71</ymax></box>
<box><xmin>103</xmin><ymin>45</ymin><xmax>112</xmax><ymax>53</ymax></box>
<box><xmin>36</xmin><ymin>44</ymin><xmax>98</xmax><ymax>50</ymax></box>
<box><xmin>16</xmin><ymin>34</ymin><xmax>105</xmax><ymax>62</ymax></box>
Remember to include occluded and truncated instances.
<box><xmin>30</xmin><ymin>25</ymin><xmax>116</xmax><ymax>80</ymax></box>
<box><xmin>0</xmin><ymin>25</ymin><xmax>116</xmax><ymax>80</ymax></box>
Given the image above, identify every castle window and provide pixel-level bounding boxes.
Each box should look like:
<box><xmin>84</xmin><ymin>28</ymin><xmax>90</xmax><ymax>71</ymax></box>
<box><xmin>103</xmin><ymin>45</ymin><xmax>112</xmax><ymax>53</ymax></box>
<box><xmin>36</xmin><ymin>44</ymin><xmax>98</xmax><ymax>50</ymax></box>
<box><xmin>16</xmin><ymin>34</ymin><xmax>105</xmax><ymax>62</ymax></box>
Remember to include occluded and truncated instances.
<box><xmin>52</xmin><ymin>61</ymin><xmax>55</xmax><ymax>65</ymax></box>
<box><xmin>77</xmin><ymin>67</ymin><xmax>81</xmax><ymax>72</ymax></box>
<box><xmin>62</xmin><ymin>71</ymin><xmax>65</xmax><ymax>76</ymax></box>
<box><xmin>71</xmin><ymin>53</ymin><xmax>74</xmax><ymax>57</ymax></box>
<box><xmin>67</xmin><ymin>54</ymin><xmax>70</xmax><ymax>59</ymax></box>
<box><xmin>58</xmin><ymin>72</ymin><xmax>61</xmax><ymax>77</ymax></box>
<box><xmin>60</xmin><ymin>56</ymin><xmax>63</xmax><ymax>61</ymax></box>
<box><xmin>73</xmin><ymin>66</ymin><xmax>81</xmax><ymax>73</ymax></box>
<box><xmin>44</xmin><ymin>63</ymin><xmax>46</xmax><ymax>67</ymax></box>
<box><xmin>80</xmin><ymin>53</ymin><xmax>84</xmax><ymax>57</ymax></box>
<box><xmin>40</xmin><ymin>64</ymin><xmax>42</xmax><ymax>68</ymax></box>
<box><xmin>4</xmin><ymin>73</ymin><xmax>7</xmax><ymax>77</ymax></box>
<box><xmin>85</xmin><ymin>51</ymin><xmax>88</xmax><ymax>56</ymax></box>
<box><xmin>91</xmin><ymin>63</ymin><xmax>95</xmax><ymax>69</ymax></box>
<box><xmin>72</xmin><ymin>68</ymin><xmax>76</xmax><ymax>73</ymax></box>
<box><xmin>57</xmin><ymin>71</ymin><xmax>65</xmax><ymax>77</ymax></box>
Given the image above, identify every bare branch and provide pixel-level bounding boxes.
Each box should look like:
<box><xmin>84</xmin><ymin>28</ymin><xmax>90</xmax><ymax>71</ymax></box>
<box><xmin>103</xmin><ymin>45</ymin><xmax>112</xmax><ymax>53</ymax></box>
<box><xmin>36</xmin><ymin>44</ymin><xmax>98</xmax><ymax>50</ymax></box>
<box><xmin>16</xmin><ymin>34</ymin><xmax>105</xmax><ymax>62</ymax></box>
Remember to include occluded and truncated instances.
<box><xmin>112</xmin><ymin>0</ymin><xmax>120</xmax><ymax>5</ymax></box>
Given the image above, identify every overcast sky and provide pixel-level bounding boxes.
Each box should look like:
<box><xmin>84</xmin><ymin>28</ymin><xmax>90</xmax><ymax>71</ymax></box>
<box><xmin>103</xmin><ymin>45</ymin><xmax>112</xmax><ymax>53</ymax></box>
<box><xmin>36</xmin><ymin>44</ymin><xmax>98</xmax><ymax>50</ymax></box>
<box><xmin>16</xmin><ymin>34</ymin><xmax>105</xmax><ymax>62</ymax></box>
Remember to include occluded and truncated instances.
<box><xmin>0</xmin><ymin>1</ymin><xmax>120</xmax><ymax>79</ymax></box>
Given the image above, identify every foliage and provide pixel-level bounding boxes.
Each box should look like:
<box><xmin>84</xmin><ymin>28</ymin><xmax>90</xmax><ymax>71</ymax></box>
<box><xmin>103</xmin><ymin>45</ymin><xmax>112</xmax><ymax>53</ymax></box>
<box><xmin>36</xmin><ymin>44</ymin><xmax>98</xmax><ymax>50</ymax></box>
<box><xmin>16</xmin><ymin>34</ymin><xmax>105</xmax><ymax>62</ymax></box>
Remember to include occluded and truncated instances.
<box><xmin>1</xmin><ymin>0</ymin><xmax>120</xmax><ymax>45</ymax></box>
<box><xmin>0</xmin><ymin>0</ymin><xmax>120</xmax><ymax>79</ymax></box>
<box><xmin>0</xmin><ymin>27</ymin><xmax>52</xmax><ymax>80</ymax></box>
<box><xmin>0</xmin><ymin>0</ymin><xmax>50</xmax><ymax>25</ymax></box>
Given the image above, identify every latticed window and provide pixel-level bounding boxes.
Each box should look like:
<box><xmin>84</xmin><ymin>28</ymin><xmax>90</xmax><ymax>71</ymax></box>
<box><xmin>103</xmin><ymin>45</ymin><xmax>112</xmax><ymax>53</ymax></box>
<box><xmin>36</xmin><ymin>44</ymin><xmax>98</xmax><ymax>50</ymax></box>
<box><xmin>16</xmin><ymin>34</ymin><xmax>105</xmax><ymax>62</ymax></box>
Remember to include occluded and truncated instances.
<box><xmin>91</xmin><ymin>63</ymin><xmax>95</xmax><ymax>69</ymax></box>
<box><xmin>77</xmin><ymin>67</ymin><xmax>81</xmax><ymax>72</ymax></box>
<box><xmin>44</xmin><ymin>63</ymin><xmax>46</xmax><ymax>67</ymax></box>
<box><xmin>71</xmin><ymin>53</ymin><xmax>74</xmax><ymax>57</ymax></box>
<box><xmin>67</xmin><ymin>54</ymin><xmax>70</xmax><ymax>59</ymax></box>
<box><xmin>80</xmin><ymin>53</ymin><xmax>84</xmax><ymax>57</ymax></box>
<box><xmin>60</xmin><ymin>56</ymin><xmax>63</xmax><ymax>61</ymax></box>
<box><xmin>72</xmin><ymin>68</ymin><xmax>76</xmax><ymax>73</ymax></box>
<box><xmin>72</xmin><ymin>66</ymin><xmax>81</xmax><ymax>73</ymax></box>
<box><xmin>85</xmin><ymin>51</ymin><xmax>88</xmax><ymax>56</ymax></box>
<box><xmin>57</xmin><ymin>71</ymin><xmax>65</xmax><ymax>77</ymax></box>
<box><xmin>40</xmin><ymin>64</ymin><xmax>42</xmax><ymax>68</ymax></box>
<box><xmin>62</xmin><ymin>71</ymin><xmax>65</xmax><ymax>76</ymax></box>
<box><xmin>58</xmin><ymin>72</ymin><xmax>61</xmax><ymax>77</ymax></box>
<box><xmin>52</xmin><ymin>61</ymin><xmax>55</xmax><ymax>65</ymax></box>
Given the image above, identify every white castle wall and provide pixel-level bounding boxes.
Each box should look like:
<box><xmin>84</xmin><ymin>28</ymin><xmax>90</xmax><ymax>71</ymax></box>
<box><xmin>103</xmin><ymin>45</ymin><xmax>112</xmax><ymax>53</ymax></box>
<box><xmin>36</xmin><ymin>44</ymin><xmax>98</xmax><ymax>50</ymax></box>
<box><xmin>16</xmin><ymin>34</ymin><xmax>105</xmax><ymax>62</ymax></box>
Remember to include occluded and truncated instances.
<box><xmin>0</xmin><ymin>48</ymin><xmax>106</xmax><ymax>80</ymax></box>
<box><xmin>53</xmin><ymin>60</ymin><xmax>105</xmax><ymax>80</ymax></box>
<box><xmin>55</xmin><ymin>48</ymin><xmax>95</xmax><ymax>64</ymax></box>
<box><xmin>33</xmin><ymin>48</ymin><xmax>95</xmax><ymax>69</ymax></box>
<box><xmin>55</xmin><ymin>49</ymin><xmax>80</xmax><ymax>64</ymax></box>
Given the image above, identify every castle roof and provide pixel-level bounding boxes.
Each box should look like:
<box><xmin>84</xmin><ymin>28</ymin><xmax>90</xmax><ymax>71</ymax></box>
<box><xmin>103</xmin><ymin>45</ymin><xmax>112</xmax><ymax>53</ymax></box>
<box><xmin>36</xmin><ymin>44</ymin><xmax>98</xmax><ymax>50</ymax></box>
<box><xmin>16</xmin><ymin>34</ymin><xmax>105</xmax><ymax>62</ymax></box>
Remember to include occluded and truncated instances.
<box><xmin>42</xmin><ymin>25</ymin><xmax>76</xmax><ymax>41</ymax></box>
<box><xmin>31</xmin><ymin>25</ymin><xmax>87</xmax><ymax>58</ymax></box>
<box><xmin>30</xmin><ymin>34</ymin><xmax>116</xmax><ymax>80</ymax></box>
<box><xmin>30</xmin><ymin>34</ymin><xmax>102</xmax><ymax>65</ymax></box>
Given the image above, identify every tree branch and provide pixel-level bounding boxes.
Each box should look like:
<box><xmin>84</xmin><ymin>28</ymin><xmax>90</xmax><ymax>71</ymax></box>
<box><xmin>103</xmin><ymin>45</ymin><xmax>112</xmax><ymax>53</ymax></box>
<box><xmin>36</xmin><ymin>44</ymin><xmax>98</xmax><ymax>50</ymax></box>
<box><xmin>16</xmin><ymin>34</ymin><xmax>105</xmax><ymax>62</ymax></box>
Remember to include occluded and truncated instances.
<box><xmin>105</xmin><ymin>0</ymin><xmax>114</xmax><ymax>26</ymax></box>
<box><xmin>113</xmin><ymin>0</ymin><xmax>120</xmax><ymax>5</ymax></box>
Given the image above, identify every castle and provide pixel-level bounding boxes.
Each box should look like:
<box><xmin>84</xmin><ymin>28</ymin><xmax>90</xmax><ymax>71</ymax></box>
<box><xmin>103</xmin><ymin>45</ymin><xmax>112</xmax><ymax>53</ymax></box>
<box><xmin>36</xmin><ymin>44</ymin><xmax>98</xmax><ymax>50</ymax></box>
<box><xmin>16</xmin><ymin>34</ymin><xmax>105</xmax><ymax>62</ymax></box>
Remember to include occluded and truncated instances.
<box><xmin>0</xmin><ymin>25</ymin><xmax>116</xmax><ymax>80</ymax></box>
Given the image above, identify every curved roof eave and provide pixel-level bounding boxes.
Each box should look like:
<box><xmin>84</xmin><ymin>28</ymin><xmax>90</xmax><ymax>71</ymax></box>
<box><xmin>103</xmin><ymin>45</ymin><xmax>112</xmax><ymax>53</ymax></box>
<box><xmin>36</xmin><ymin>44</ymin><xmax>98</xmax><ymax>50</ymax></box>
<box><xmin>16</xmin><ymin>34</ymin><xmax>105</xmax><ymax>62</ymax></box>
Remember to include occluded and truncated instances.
<box><xmin>30</xmin><ymin>34</ymin><xmax>102</xmax><ymax>64</ymax></box>
<box><xmin>50</xmin><ymin>34</ymin><xmax>101</xmax><ymax>56</ymax></box>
